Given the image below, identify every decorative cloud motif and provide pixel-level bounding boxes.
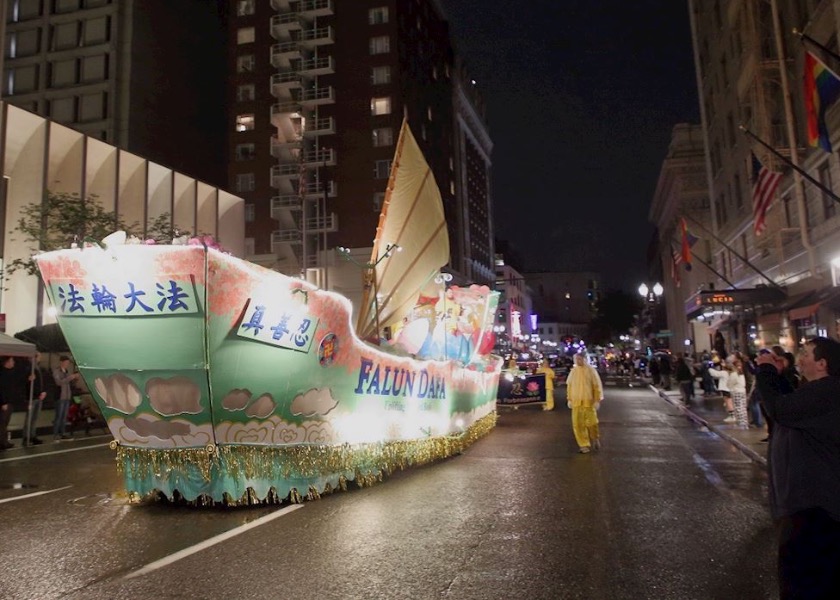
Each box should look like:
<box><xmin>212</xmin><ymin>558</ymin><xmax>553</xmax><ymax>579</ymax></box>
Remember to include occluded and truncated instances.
<box><xmin>214</xmin><ymin>415</ymin><xmax>337</xmax><ymax>445</ymax></box>
<box><xmin>124</xmin><ymin>415</ymin><xmax>192</xmax><ymax>440</ymax></box>
<box><xmin>145</xmin><ymin>376</ymin><xmax>202</xmax><ymax>416</ymax></box>
<box><xmin>222</xmin><ymin>389</ymin><xmax>252</xmax><ymax>411</ymax></box>
<box><xmin>290</xmin><ymin>388</ymin><xmax>338</xmax><ymax>417</ymax></box>
<box><xmin>110</xmin><ymin>415</ymin><xmax>214</xmax><ymax>448</ymax></box>
<box><xmin>245</xmin><ymin>394</ymin><xmax>276</xmax><ymax>418</ymax></box>
<box><xmin>94</xmin><ymin>374</ymin><xmax>142</xmax><ymax>414</ymax></box>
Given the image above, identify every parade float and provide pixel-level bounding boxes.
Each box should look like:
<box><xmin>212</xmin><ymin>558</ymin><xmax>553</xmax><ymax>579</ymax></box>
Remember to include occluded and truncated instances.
<box><xmin>35</xmin><ymin>121</ymin><xmax>502</xmax><ymax>505</ymax></box>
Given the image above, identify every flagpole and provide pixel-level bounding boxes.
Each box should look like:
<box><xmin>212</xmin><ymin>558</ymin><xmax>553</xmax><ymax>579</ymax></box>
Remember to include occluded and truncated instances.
<box><xmin>740</xmin><ymin>125</ymin><xmax>840</xmax><ymax>206</ymax></box>
<box><xmin>794</xmin><ymin>29</ymin><xmax>840</xmax><ymax>66</ymax></box>
<box><xmin>770</xmin><ymin>0</ymin><xmax>818</xmax><ymax>278</ymax></box>
<box><xmin>673</xmin><ymin>242</ymin><xmax>738</xmax><ymax>289</ymax></box>
<box><xmin>681</xmin><ymin>213</ymin><xmax>783</xmax><ymax>290</ymax></box>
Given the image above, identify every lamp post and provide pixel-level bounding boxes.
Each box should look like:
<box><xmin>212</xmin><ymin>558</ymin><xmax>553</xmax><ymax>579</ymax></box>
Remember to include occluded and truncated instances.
<box><xmin>337</xmin><ymin>243</ymin><xmax>401</xmax><ymax>338</ymax></box>
<box><xmin>637</xmin><ymin>282</ymin><xmax>664</xmax><ymax>350</ymax></box>
<box><xmin>638</xmin><ymin>282</ymin><xmax>664</xmax><ymax>303</ymax></box>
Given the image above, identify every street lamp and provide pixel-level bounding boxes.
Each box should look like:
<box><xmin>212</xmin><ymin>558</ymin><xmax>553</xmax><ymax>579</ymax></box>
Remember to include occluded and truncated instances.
<box><xmin>337</xmin><ymin>243</ymin><xmax>401</xmax><ymax>338</ymax></box>
<box><xmin>638</xmin><ymin>282</ymin><xmax>663</xmax><ymax>302</ymax></box>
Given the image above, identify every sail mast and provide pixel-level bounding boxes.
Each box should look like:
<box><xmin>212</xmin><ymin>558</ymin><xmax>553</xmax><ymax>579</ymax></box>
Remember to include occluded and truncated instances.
<box><xmin>356</xmin><ymin>118</ymin><xmax>410</xmax><ymax>334</ymax></box>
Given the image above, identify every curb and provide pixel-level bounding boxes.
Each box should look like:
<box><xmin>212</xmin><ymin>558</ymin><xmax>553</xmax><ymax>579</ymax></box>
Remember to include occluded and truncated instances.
<box><xmin>650</xmin><ymin>385</ymin><xmax>768</xmax><ymax>469</ymax></box>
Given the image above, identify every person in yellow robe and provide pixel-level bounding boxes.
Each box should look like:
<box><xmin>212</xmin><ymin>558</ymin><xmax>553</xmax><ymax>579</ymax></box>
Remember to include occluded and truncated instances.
<box><xmin>538</xmin><ymin>360</ymin><xmax>556</xmax><ymax>410</ymax></box>
<box><xmin>565</xmin><ymin>353</ymin><xmax>604</xmax><ymax>453</ymax></box>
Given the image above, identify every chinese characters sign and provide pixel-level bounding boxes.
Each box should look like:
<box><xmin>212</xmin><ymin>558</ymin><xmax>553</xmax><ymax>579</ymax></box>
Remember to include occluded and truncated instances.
<box><xmin>49</xmin><ymin>276</ymin><xmax>198</xmax><ymax>316</ymax></box>
<box><xmin>237</xmin><ymin>298</ymin><xmax>319</xmax><ymax>353</ymax></box>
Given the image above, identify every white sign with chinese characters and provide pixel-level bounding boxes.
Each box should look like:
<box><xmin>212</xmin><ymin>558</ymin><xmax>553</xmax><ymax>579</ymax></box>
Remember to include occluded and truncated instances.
<box><xmin>48</xmin><ymin>276</ymin><xmax>199</xmax><ymax>316</ymax></box>
<box><xmin>237</xmin><ymin>299</ymin><xmax>319</xmax><ymax>353</ymax></box>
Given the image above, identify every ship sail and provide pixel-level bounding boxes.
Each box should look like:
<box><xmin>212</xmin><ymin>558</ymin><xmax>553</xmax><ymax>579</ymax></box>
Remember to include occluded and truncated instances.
<box><xmin>355</xmin><ymin>119</ymin><xmax>450</xmax><ymax>340</ymax></box>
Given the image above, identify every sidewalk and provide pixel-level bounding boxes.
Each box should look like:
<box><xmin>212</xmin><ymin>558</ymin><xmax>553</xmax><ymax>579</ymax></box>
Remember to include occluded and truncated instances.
<box><xmin>3</xmin><ymin>407</ymin><xmax>106</xmax><ymax>446</ymax></box>
<box><xmin>650</xmin><ymin>384</ymin><xmax>768</xmax><ymax>468</ymax></box>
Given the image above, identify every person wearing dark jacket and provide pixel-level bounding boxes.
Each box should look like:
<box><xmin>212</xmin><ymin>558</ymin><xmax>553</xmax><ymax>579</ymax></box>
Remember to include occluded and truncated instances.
<box><xmin>23</xmin><ymin>353</ymin><xmax>48</xmax><ymax>446</ymax></box>
<box><xmin>675</xmin><ymin>353</ymin><xmax>694</xmax><ymax>406</ymax></box>
<box><xmin>755</xmin><ymin>337</ymin><xmax>840</xmax><ymax>599</ymax></box>
<box><xmin>0</xmin><ymin>356</ymin><xmax>19</xmax><ymax>449</ymax></box>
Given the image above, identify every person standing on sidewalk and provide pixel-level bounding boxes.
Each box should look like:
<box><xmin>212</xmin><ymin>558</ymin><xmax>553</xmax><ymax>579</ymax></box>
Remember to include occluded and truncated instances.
<box><xmin>23</xmin><ymin>353</ymin><xmax>48</xmax><ymax>446</ymax></box>
<box><xmin>0</xmin><ymin>356</ymin><xmax>18</xmax><ymax>450</ymax></box>
<box><xmin>728</xmin><ymin>356</ymin><xmax>748</xmax><ymax>430</ymax></box>
<box><xmin>52</xmin><ymin>356</ymin><xmax>80</xmax><ymax>440</ymax></box>
<box><xmin>675</xmin><ymin>353</ymin><xmax>695</xmax><ymax>407</ymax></box>
<box><xmin>566</xmin><ymin>353</ymin><xmax>604</xmax><ymax>453</ymax></box>
<box><xmin>708</xmin><ymin>360</ymin><xmax>736</xmax><ymax>422</ymax></box>
<box><xmin>755</xmin><ymin>337</ymin><xmax>840</xmax><ymax>599</ymax></box>
<box><xmin>658</xmin><ymin>354</ymin><xmax>672</xmax><ymax>391</ymax></box>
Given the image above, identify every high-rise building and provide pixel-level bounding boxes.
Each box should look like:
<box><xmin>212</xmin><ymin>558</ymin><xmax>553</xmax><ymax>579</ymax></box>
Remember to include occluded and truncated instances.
<box><xmin>228</xmin><ymin>0</ymin><xmax>494</xmax><ymax>286</ymax></box>
<box><xmin>1</xmin><ymin>0</ymin><xmax>228</xmax><ymax>190</ymax></box>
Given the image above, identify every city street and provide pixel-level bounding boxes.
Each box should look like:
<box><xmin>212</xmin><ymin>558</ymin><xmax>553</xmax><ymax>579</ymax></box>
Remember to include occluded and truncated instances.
<box><xmin>0</xmin><ymin>380</ymin><xmax>778</xmax><ymax>600</ymax></box>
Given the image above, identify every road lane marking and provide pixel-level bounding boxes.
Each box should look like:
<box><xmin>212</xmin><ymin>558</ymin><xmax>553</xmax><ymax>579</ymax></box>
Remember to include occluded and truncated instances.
<box><xmin>0</xmin><ymin>442</ymin><xmax>110</xmax><ymax>463</ymax></box>
<box><xmin>0</xmin><ymin>485</ymin><xmax>73</xmax><ymax>504</ymax></box>
<box><xmin>125</xmin><ymin>504</ymin><xmax>305</xmax><ymax>579</ymax></box>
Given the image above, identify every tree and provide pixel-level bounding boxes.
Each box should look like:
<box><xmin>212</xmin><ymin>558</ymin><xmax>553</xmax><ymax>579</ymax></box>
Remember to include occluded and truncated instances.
<box><xmin>4</xmin><ymin>191</ymin><xmax>176</xmax><ymax>277</ymax></box>
<box><xmin>587</xmin><ymin>289</ymin><xmax>642</xmax><ymax>345</ymax></box>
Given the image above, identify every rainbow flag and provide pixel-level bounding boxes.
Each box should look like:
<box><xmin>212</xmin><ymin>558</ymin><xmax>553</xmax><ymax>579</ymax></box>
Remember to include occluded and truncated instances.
<box><xmin>679</xmin><ymin>218</ymin><xmax>697</xmax><ymax>271</ymax></box>
<box><xmin>804</xmin><ymin>51</ymin><xmax>840</xmax><ymax>152</ymax></box>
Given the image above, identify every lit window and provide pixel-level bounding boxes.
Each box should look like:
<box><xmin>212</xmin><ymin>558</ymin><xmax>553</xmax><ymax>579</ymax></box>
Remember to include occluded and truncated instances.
<box><xmin>237</xmin><ymin>27</ymin><xmax>255</xmax><ymax>44</ymax></box>
<box><xmin>368</xmin><ymin>7</ymin><xmax>389</xmax><ymax>24</ymax></box>
<box><xmin>244</xmin><ymin>204</ymin><xmax>255</xmax><ymax>222</ymax></box>
<box><xmin>427</xmin><ymin>107</ymin><xmax>433</xmax><ymax>121</ymax></box>
<box><xmin>370</xmin><ymin>96</ymin><xmax>391</xmax><ymax>116</ymax></box>
<box><xmin>235</xmin><ymin>173</ymin><xmax>255</xmax><ymax>192</ymax></box>
<box><xmin>371</xmin><ymin>65</ymin><xmax>391</xmax><ymax>85</ymax></box>
<box><xmin>373</xmin><ymin>160</ymin><xmax>391</xmax><ymax>179</ymax></box>
<box><xmin>236</xmin><ymin>0</ymin><xmax>254</xmax><ymax>16</ymax></box>
<box><xmin>236</xmin><ymin>84</ymin><xmax>255</xmax><ymax>102</ymax></box>
<box><xmin>565</xmin><ymin>292</ymin><xmax>571</xmax><ymax>299</ymax></box>
<box><xmin>369</xmin><ymin>35</ymin><xmax>390</xmax><ymax>55</ymax></box>
<box><xmin>372</xmin><ymin>127</ymin><xmax>393</xmax><ymax>147</ymax></box>
<box><xmin>236</xmin><ymin>55</ymin><xmax>255</xmax><ymax>73</ymax></box>
<box><xmin>236</xmin><ymin>114</ymin><xmax>255</xmax><ymax>132</ymax></box>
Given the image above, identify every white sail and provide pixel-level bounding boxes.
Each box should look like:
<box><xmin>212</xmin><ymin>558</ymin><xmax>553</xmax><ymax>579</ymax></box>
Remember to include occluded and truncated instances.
<box><xmin>356</xmin><ymin>119</ymin><xmax>450</xmax><ymax>340</ymax></box>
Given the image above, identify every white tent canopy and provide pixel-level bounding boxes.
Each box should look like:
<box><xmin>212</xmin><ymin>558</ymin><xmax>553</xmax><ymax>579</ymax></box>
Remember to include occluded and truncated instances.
<box><xmin>0</xmin><ymin>332</ymin><xmax>37</xmax><ymax>357</ymax></box>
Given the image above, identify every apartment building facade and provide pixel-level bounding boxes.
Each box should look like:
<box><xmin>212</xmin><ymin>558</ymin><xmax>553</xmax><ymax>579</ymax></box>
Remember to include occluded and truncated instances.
<box><xmin>228</xmin><ymin>0</ymin><xmax>494</xmax><ymax>288</ymax></box>
<box><xmin>649</xmin><ymin>0</ymin><xmax>840</xmax><ymax>356</ymax></box>
<box><xmin>2</xmin><ymin>0</ymin><xmax>228</xmax><ymax>190</ymax></box>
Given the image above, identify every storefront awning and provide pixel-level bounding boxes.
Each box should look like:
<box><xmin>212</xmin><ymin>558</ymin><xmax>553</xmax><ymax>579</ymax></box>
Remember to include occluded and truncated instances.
<box><xmin>685</xmin><ymin>287</ymin><xmax>787</xmax><ymax>320</ymax></box>
<box><xmin>784</xmin><ymin>285</ymin><xmax>840</xmax><ymax>321</ymax></box>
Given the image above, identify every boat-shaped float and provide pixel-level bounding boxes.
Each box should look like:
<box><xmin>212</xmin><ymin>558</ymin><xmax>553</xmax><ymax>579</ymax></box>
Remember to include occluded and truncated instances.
<box><xmin>35</xmin><ymin>121</ymin><xmax>502</xmax><ymax>504</ymax></box>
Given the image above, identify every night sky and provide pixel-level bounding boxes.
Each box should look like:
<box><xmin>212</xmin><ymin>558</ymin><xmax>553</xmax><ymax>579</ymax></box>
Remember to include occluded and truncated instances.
<box><xmin>441</xmin><ymin>0</ymin><xmax>700</xmax><ymax>291</ymax></box>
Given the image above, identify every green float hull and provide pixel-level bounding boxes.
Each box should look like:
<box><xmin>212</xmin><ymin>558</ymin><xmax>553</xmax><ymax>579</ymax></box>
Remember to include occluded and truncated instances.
<box><xmin>37</xmin><ymin>245</ymin><xmax>501</xmax><ymax>504</ymax></box>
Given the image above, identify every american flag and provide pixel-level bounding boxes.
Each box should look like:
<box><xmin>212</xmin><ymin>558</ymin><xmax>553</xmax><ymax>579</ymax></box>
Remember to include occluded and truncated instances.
<box><xmin>671</xmin><ymin>248</ymin><xmax>681</xmax><ymax>288</ymax></box>
<box><xmin>751</xmin><ymin>152</ymin><xmax>782</xmax><ymax>236</ymax></box>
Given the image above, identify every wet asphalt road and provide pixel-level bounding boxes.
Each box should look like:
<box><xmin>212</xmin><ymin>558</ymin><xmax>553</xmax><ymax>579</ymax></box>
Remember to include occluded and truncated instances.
<box><xmin>0</xmin><ymin>381</ymin><xmax>778</xmax><ymax>600</ymax></box>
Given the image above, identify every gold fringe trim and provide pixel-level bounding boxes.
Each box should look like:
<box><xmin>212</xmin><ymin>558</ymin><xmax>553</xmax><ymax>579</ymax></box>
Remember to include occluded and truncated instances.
<box><xmin>116</xmin><ymin>412</ymin><xmax>496</xmax><ymax>505</ymax></box>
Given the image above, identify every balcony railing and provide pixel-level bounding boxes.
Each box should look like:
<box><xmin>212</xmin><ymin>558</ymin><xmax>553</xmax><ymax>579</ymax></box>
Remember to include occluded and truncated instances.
<box><xmin>271</xmin><ymin>101</ymin><xmax>302</xmax><ymax>118</ymax></box>
<box><xmin>272</xmin><ymin>230</ymin><xmax>303</xmax><ymax>249</ymax></box>
<box><xmin>298</xmin><ymin>55</ymin><xmax>334</xmax><ymax>75</ymax></box>
<box><xmin>292</xmin><ymin>26</ymin><xmax>334</xmax><ymax>46</ymax></box>
<box><xmin>299</xmin><ymin>86</ymin><xmax>334</xmax><ymax>106</ymax></box>
<box><xmin>271</xmin><ymin>163</ymin><xmax>301</xmax><ymax>178</ymax></box>
<box><xmin>271</xmin><ymin>42</ymin><xmax>303</xmax><ymax>62</ymax></box>
<box><xmin>303</xmin><ymin>213</ymin><xmax>337</xmax><ymax>232</ymax></box>
<box><xmin>302</xmin><ymin>116</ymin><xmax>335</xmax><ymax>136</ymax></box>
<box><xmin>299</xmin><ymin>0</ymin><xmax>333</xmax><ymax>17</ymax></box>
<box><xmin>302</xmin><ymin>148</ymin><xmax>335</xmax><ymax>165</ymax></box>
<box><xmin>271</xmin><ymin>195</ymin><xmax>303</xmax><ymax>218</ymax></box>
